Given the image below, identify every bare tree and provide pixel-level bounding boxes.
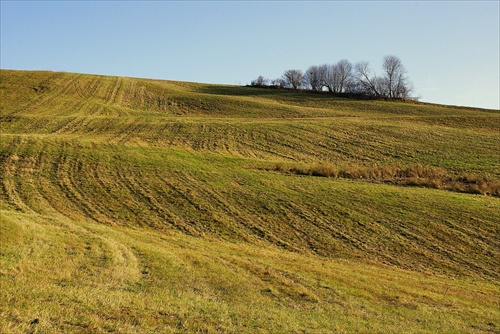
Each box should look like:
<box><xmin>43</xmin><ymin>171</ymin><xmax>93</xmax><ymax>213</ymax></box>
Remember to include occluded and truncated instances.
<box><xmin>322</xmin><ymin>60</ymin><xmax>354</xmax><ymax>93</ymax></box>
<box><xmin>251</xmin><ymin>75</ymin><xmax>268</xmax><ymax>87</ymax></box>
<box><xmin>322</xmin><ymin>64</ymin><xmax>335</xmax><ymax>93</ymax></box>
<box><xmin>270</xmin><ymin>78</ymin><xmax>286</xmax><ymax>88</ymax></box>
<box><xmin>334</xmin><ymin>59</ymin><xmax>353</xmax><ymax>93</ymax></box>
<box><xmin>395</xmin><ymin>77</ymin><xmax>413</xmax><ymax>99</ymax></box>
<box><xmin>354</xmin><ymin>56</ymin><xmax>413</xmax><ymax>99</ymax></box>
<box><xmin>282</xmin><ymin>69</ymin><xmax>304</xmax><ymax>90</ymax></box>
<box><xmin>381</xmin><ymin>55</ymin><xmax>413</xmax><ymax>99</ymax></box>
<box><xmin>355</xmin><ymin>61</ymin><xmax>381</xmax><ymax>96</ymax></box>
<box><xmin>375</xmin><ymin>76</ymin><xmax>389</xmax><ymax>97</ymax></box>
<box><xmin>305</xmin><ymin>65</ymin><xmax>324</xmax><ymax>92</ymax></box>
<box><xmin>318</xmin><ymin>64</ymin><xmax>329</xmax><ymax>90</ymax></box>
<box><xmin>252</xmin><ymin>55</ymin><xmax>414</xmax><ymax>98</ymax></box>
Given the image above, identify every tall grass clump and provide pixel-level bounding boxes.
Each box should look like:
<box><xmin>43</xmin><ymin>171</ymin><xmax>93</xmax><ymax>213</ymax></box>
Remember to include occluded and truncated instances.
<box><xmin>271</xmin><ymin>162</ymin><xmax>500</xmax><ymax>196</ymax></box>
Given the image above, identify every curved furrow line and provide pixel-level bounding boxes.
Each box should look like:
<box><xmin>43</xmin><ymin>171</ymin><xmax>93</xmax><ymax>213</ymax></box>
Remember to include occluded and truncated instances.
<box><xmin>71</xmin><ymin>76</ymin><xmax>130</xmax><ymax>117</ymax></box>
<box><xmin>90</xmin><ymin>165</ymin><xmax>126</xmax><ymax>211</ymax></box>
<box><xmin>225</xmin><ymin>125</ymin><xmax>255</xmax><ymax>157</ymax></box>
<box><xmin>84</xmin><ymin>76</ymin><xmax>103</xmax><ymax>99</ymax></box>
<box><xmin>0</xmin><ymin>141</ymin><xmax>99</xmax><ymax>220</ymax></box>
<box><xmin>161</xmin><ymin>122</ymin><xmax>196</xmax><ymax>149</ymax></box>
<box><xmin>156</xmin><ymin>121</ymin><xmax>188</xmax><ymax>147</ymax></box>
<box><xmin>113</xmin><ymin>165</ymin><xmax>178</xmax><ymax>229</ymax></box>
<box><xmin>155</xmin><ymin>171</ymin><xmax>245</xmax><ymax>236</ymax></box>
<box><xmin>94</xmin><ymin>76</ymin><xmax>119</xmax><ymax>103</ymax></box>
<box><xmin>255</xmin><ymin>207</ymin><xmax>333</xmax><ymax>255</ymax></box>
<box><xmin>271</xmin><ymin>120</ymin><xmax>396</xmax><ymax>163</ymax></box>
<box><xmin>109</xmin><ymin>131</ymin><xmax>134</xmax><ymax>145</ymax></box>
<box><xmin>1</xmin><ymin>142</ymin><xmax>55</xmax><ymax>214</ymax></box>
<box><xmin>111</xmin><ymin>77</ymin><xmax>126</xmax><ymax>106</ymax></box>
<box><xmin>255</xmin><ymin>130</ymin><xmax>306</xmax><ymax>161</ymax></box>
<box><xmin>228</xmin><ymin>126</ymin><xmax>272</xmax><ymax>158</ymax></box>
<box><xmin>166</xmin><ymin>170</ymin><xmax>296</xmax><ymax>242</ymax></box>
<box><xmin>74</xmin><ymin>79</ymin><xmax>112</xmax><ymax>117</ymax></box>
<box><xmin>232</xmin><ymin>126</ymin><xmax>270</xmax><ymax>158</ymax></box>
<box><xmin>262</xmin><ymin>126</ymin><xmax>328</xmax><ymax>161</ymax></box>
<box><xmin>0</xmin><ymin>138</ymin><xmax>44</xmax><ymax>211</ymax></box>
<box><xmin>383</xmin><ymin>212</ymin><xmax>500</xmax><ymax>277</ymax></box>
<box><xmin>188</xmin><ymin>125</ymin><xmax>302</xmax><ymax>160</ymax></box>
<box><xmin>146</xmin><ymin>168</ymin><xmax>281</xmax><ymax>240</ymax></box>
<box><xmin>200</xmin><ymin>124</ymin><xmax>239</xmax><ymax>154</ymax></box>
<box><xmin>56</xmin><ymin>98</ymin><xmax>89</xmax><ymax>116</ymax></box>
<box><xmin>101</xmin><ymin>76</ymin><xmax>124</xmax><ymax>106</ymax></box>
<box><xmin>172</xmin><ymin>171</ymin><xmax>315</xmax><ymax>246</ymax></box>
<box><xmin>21</xmin><ymin>74</ymin><xmax>83</xmax><ymax>116</ymax></box>
<box><xmin>90</xmin><ymin>161</ymin><xmax>173</xmax><ymax>227</ymax></box>
<box><xmin>189</xmin><ymin>124</ymin><xmax>219</xmax><ymax>152</ymax></box>
<box><xmin>231</xmin><ymin>126</ymin><xmax>277</xmax><ymax>159</ymax></box>
<box><xmin>212</xmin><ymin>126</ymin><xmax>234</xmax><ymax>154</ymax></box>
<box><xmin>216</xmin><ymin>252</ymin><xmax>321</xmax><ymax>302</ymax></box>
<box><xmin>281</xmin><ymin>123</ymin><xmax>345</xmax><ymax>158</ymax></box>
<box><xmin>49</xmin><ymin>153</ymin><xmax>132</xmax><ymax>225</ymax></box>
<box><xmin>215</xmin><ymin>126</ymin><xmax>236</xmax><ymax>153</ymax></box>
<box><xmin>0</xmin><ymin>155</ymin><xmax>34</xmax><ymax>212</ymax></box>
<box><xmin>305</xmin><ymin>127</ymin><xmax>379</xmax><ymax>162</ymax></box>
<box><xmin>74</xmin><ymin>75</ymin><xmax>101</xmax><ymax>100</ymax></box>
<box><xmin>83</xmin><ymin>116</ymin><xmax>117</xmax><ymax>134</ymax></box>
<box><xmin>1</xmin><ymin>208</ymin><xmax>142</xmax><ymax>296</ymax></box>
<box><xmin>0</xmin><ymin>71</ymin><xmax>64</xmax><ymax>116</ymax></box>
<box><xmin>0</xmin><ymin>149</ymin><xmax>145</xmax><ymax>285</ymax></box>
<box><xmin>274</xmin><ymin>201</ymin><xmax>351</xmax><ymax>255</ymax></box>
<box><xmin>39</xmin><ymin>75</ymin><xmax>108</xmax><ymax>118</ymax></box>
<box><xmin>13</xmin><ymin>156</ymin><xmax>54</xmax><ymax>215</ymax></box>
<box><xmin>50</xmin><ymin>153</ymin><xmax>113</xmax><ymax>224</ymax></box>
<box><xmin>119</xmin><ymin>80</ymin><xmax>137</xmax><ymax>108</ymax></box>
<box><xmin>276</xmin><ymin>122</ymin><xmax>380</xmax><ymax>163</ymax></box>
<box><xmin>149</xmin><ymin>172</ymin><xmax>222</xmax><ymax>234</ymax></box>
<box><xmin>87</xmin><ymin>229</ymin><xmax>141</xmax><ymax>287</ymax></box>
<box><xmin>53</xmin><ymin>117</ymin><xmax>91</xmax><ymax>135</ymax></box>
<box><xmin>72</xmin><ymin>117</ymin><xmax>109</xmax><ymax>135</ymax></box>
<box><xmin>324</xmin><ymin>129</ymin><xmax>399</xmax><ymax>162</ymax></box>
<box><xmin>179</xmin><ymin>122</ymin><xmax>313</xmax><ymax>160</ymax></box>
<box><xmin>224</xmin><ymin>127</ymin><xmax>259</xmax><ymax>158</ymax></box>
<box><xmin>107</xmin><ymin>120</ymin><xmax>148</xmax><ymax>144</ymax></box>
<box><xmin>50</xmin><ymin>153</ymin><xmax>90</xmax><ymax>218</ymax></box>
<box><xmin>67</xmin><ymin>158</ymin><xmax>147</xmax><ymax>226</ymax></box>
<box><xmin>125</xmin><ymin>84</ymin><xmax>147</xmax><ymax>110</ymax></box>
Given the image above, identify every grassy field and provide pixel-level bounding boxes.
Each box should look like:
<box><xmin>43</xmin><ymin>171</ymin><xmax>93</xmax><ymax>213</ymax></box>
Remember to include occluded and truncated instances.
<box><xmin>1</xmin><ymin>69</ymin><xmax>499</xmax><ymax>333</ymax></box>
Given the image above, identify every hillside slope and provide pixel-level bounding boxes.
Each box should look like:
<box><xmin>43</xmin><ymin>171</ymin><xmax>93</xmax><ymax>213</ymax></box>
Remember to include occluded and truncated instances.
<box><xmin>1</xmin><ymin>70</ymin><xmax>499</xmax><ymax>333</ymax></box>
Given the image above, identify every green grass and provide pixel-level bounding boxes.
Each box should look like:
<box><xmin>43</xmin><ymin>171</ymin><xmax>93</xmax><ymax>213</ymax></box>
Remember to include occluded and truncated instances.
<box><xmin>1</xmin><ymin>69</ymin><xmax>499</xmax><ymax>333</ymax></box>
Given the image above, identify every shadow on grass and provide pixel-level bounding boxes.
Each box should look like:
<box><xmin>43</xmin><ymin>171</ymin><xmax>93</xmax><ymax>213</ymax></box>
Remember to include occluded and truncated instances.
<box><xmin>196</xmin><ymin>85</ymin><xmax>359</xmax><ymax>100</ymax></box>
<box><xmin>195</xmin><ymin>85</ymin><xmax>410</xmax><ymax>105</ymax></box>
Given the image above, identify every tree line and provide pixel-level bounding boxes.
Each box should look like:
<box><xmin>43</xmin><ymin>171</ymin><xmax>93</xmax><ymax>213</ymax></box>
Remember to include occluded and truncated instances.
<box><xmin>250</xmin><ymin>55</ymin><xmax>414</xmax><ymax>100</ymax></box>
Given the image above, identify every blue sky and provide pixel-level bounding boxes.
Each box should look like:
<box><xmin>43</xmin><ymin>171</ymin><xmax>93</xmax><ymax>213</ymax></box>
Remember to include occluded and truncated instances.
<box><xmin>1</xmin><ymin>1</ymin><xmax>499</xmax><ymax>109</ymax></box>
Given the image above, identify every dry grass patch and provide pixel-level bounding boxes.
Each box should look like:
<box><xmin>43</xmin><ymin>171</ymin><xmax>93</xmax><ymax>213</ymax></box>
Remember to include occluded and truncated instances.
<box><xmin>271</xmin><ymin>162</ymin><xmax>500</xmax><ymax>196</ymax></box>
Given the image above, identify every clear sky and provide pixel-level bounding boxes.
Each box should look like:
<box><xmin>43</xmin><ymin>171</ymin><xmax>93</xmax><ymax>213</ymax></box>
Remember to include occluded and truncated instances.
<box><xmin>1</xmin><ymin>1</ymin><xmax>499</xmax><ymax>109</ymax></box>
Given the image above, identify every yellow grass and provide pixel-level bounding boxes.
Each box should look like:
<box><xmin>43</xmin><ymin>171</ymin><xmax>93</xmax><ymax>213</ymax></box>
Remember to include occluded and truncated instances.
<box><xmin>1</xmin><ymin>70</ymin><xmax>499</xmax><ymax>332</ymax></box>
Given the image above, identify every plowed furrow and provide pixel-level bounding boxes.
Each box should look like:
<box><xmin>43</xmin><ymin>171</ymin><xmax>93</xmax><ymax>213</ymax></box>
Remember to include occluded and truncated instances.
<box><xmin>21</xmin><ymin>74</ymin><xmax>82</xmax><ymax>115</ymax></box>
<box><xmin>0</xmin><ymin>155</ymin><xmax>32</xmax><ymax>212</ymax></box>
<box><xmin>113</xmin><ymin>166</ymin><xmax>179</xmax><ymax>229</ymax></box>
<box><xmin>75</xmin><ymin>76</ymin><xmax>101</xmax><ymax>100</ymax></box>
<box><xmin>51</xmin><ymin>154</ymin><xmax>110</xmax><ymax>223</ymax></box>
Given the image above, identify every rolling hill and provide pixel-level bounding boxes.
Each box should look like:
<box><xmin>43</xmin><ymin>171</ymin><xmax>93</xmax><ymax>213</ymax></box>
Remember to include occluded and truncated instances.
<box><xmin>1</xmin><ymin>69</ymin><xmax>499</xmax><ymax>333</ymax></box>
